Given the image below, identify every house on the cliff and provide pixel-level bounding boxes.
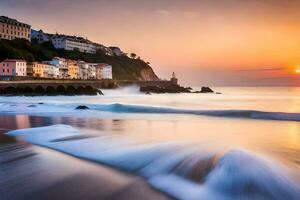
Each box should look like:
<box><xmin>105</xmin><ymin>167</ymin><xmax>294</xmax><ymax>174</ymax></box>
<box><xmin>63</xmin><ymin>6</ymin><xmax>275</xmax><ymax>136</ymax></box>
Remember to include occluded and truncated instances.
<box><xmin>109</xmin><ymin>47</ymin><xmax>124</xmax><ymax>56</ymax></box>
<box><xmin>31</xmin><ymin>29</ymin><xmax>53</xmax><ymax>43</ymax></box>
<box><xmin>51</xmin><ymin>35</ymin><xmax>97</xmax><ymax>54</ymax></box>
<box><xmin>0</xmin><ymin>16</ymin><xmax>31</xmax><ymax>41</ymax></box>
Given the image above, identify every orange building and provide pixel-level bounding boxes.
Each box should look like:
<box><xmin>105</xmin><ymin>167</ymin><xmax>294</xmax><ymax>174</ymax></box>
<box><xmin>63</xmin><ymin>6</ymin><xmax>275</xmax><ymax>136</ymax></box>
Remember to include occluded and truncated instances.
<box><xmin>0</xmin><ymin>16</ymin><xmax>31</xmax><ymax>41</ymax></box>
<box><xmin>67</xmin><ymin>60</ymin><xmax>79</xmax><ymax>79</ymax></box>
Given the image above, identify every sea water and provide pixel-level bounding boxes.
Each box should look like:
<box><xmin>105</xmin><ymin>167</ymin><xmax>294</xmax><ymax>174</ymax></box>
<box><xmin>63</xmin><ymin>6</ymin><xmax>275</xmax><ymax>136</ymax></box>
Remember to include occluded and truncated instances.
<box><xmin>1</xmin><ymin>86</ymin><xmax>300</xmax><ymax>200</ymax></box>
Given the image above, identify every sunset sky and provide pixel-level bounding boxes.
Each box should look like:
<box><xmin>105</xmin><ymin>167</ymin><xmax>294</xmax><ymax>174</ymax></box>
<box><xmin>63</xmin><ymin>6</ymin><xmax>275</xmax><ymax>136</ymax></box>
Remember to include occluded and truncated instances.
<box><xmin>1</xmin><ymin>0</ymin><xmax>300</xmax><ymax>86</ymax></box>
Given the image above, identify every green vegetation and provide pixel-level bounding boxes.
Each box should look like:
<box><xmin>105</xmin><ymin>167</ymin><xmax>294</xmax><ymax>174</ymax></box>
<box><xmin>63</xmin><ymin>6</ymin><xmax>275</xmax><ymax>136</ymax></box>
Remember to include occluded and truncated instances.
<box><xmin>0</xmin><ymin>39</ymin><xmax>158</xmax><ymax>80</ymax></box>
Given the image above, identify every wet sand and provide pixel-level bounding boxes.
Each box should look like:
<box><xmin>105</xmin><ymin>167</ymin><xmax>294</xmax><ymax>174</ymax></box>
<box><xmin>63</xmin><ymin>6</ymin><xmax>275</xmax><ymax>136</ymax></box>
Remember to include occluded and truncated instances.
<box><xmin>0</xmin><ymin>134</ymin><xmax>171</xmax><ymax>200</ymax></box>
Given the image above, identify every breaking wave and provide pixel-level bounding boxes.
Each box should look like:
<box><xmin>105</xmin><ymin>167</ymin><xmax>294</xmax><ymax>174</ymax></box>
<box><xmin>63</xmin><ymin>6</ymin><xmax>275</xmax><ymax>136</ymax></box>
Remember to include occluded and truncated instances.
<box><xmin>8</xmin><ymin>125</ymin><xmax>300</xmax><ymax>200</ymax></box>
<box><xmin>91</xmin><ymin>103</ymin><xmax>300</xmax><ymax>121</ymax></box>
<box><xmin>1</xmin><ymin>101</ymin><xmax>300</xmax><ymax>121</ymax></box>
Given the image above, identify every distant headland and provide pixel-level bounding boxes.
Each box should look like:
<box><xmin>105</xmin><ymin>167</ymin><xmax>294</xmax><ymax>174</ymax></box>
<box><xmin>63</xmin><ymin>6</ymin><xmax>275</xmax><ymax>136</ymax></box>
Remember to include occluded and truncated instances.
<box><xmin>0</xmin><ymin>16</ymin><xmax>214</xmax><ymax>96</ymax></box>
<box><xmin>0</xmin><ymin>16</ymin><xmax>159</xmax><ymax>82</ymax></box>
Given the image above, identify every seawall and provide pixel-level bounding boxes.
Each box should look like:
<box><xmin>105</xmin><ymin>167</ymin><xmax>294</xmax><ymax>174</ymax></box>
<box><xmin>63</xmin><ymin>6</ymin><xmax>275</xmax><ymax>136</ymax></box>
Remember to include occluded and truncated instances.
<box><xmin>0</xmin><ymin>79</ymin><xmax>178</xmax><ymax>96</ymax></box>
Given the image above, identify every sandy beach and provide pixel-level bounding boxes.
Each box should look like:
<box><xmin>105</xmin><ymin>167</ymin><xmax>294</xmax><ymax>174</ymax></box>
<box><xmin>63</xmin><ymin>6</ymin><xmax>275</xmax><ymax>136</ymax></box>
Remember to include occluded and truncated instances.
<box><xmin>0</xmin><ymin>133</ymin><xmax>171</xmax><ymax>200</ymax></box>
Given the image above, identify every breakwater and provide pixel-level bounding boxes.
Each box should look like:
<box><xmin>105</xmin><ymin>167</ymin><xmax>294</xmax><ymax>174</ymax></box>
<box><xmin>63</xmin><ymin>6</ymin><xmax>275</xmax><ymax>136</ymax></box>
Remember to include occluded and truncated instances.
<box><xmin>0</xmin><ymin>79</ymin><xmax>177</xmax><ymax>96</ymax></box>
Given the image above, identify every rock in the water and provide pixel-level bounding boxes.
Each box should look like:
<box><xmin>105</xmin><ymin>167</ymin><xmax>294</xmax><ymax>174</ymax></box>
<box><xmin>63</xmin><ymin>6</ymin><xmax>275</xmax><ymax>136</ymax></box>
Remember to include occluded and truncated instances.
<box><xmin>200</xmin><ymin>87</ymin><xmax>214</xmax><ymax>93</ymax></box>
<box><xmin>27</xmin><ymin>105</ymin><xmax>37</xmax><ymax>107</ymax></box>
<box><xmin>140</xmin><ymin>85</ymin><xmax>191</xmax><ymax>93</ymax></box>
<box><xmin>38</xmin><ymin>102</ymin><xmax>44</xmax><ymax>104</ymax></box>
<box><xmin>97</xmin><ymin>89</ymin><xmax>104</xmax><ymax>95</ymax></box>
<box><xmin>216</xmin><ymin>92</ymin><xmax>222</xmax><ymax>94</ymax></box>
<box><xmin>75</xmin><ymin>105</ymin><xmax>89</xmax><ymax>110</ymax></box>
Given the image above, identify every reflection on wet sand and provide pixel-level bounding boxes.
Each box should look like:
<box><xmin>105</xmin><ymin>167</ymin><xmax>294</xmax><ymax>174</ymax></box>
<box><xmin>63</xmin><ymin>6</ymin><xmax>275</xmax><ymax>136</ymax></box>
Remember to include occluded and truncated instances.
<box><xmin>0</xmin><ymin>138</ymin><xmax>170</xmax><ymax>200</ymax></box>
<box><xmin>0</xmin><ymin>115</ymin><xmax>108</xmax><ymax>130</ymax></box>
<box><xmin>1</xmin><ymin>114</ymin><xmax>300</xmax><ymax>170</ymax></box>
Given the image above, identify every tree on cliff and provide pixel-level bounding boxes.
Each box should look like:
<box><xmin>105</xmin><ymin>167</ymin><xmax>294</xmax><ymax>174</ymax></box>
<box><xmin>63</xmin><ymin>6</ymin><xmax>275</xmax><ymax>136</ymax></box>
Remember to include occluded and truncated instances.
<box><xmin>130</xmin><ymin>53</ymin><xmax>137</xmax><ymax>59</ymax></box>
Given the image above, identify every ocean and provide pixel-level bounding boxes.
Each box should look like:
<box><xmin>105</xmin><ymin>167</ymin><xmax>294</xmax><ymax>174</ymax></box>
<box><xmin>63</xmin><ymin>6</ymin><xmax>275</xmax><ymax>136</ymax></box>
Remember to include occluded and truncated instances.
<box><xmin>1</xmin><ymin>86</ymin><xmax>300</xmax><ymax>200</ymax></box>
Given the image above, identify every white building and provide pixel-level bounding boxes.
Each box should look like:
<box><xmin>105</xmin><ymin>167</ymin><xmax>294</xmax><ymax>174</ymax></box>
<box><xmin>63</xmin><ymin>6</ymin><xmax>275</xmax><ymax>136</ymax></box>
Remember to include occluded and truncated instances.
<box><xmin>51</xmin><ymin>35</ymin><xmax>96</xmax><ymax>54</ymax></box>
<box><xmin>94</xmin><ymin>44</ymin><xmax>114</xmax><ymax>56</ymax></box>
<box><xmin>77</xmin><ymin>61</ymin><xmax>98</xmax><ymax>79</ymax></box>
<box><xmin>44</xmin><ymin>64</ymin><xmax>59</xmax><ymax>78</ymax></box>
<box><xmin>31</xmin><ymin>29</ymin><xmax>52</xmax><ymax>43</ymax></box>
<box><xmin>109</xmin><ymin>47</ymin><xmax>123</xmax><ymax>56</ymax></box>
<box><xmin>43</xmin><ymin>57</ymin><xmax>68</xmax><ymax>79</ymax></box>
<box><xmin>95</xmin><ymin>64</ymin><xmax>112</xmax><ymax>80</ymax></box>
<box><xmin>77</xmin><ymin>61</ymin><xmax>89</xmax><ymax>80</ymax></box>
<box><xmin>88</xmin><ymin>63</ymin><xmax>98</xmax><ymax>79</ymax></box>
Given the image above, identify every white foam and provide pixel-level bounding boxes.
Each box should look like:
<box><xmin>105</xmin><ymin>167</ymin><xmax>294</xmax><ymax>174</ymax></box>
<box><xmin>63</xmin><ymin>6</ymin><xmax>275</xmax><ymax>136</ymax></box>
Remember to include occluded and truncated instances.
<box><xmin>7</xmin><ymin>125</ymin><xmax>300</xmax><ymax>200</ymax></box>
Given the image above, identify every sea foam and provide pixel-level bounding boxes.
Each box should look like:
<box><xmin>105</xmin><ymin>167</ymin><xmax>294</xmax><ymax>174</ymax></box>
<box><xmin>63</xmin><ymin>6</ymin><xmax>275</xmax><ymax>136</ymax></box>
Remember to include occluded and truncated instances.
<box><xmin>1</xmin><ymin>101</ymin><xmax>300</xmax><ymax>122</ymax></box>
<box><xmin>7</xmin><ymin>125</ymin><xmax>300</xmax><ymax>200</ymax></box>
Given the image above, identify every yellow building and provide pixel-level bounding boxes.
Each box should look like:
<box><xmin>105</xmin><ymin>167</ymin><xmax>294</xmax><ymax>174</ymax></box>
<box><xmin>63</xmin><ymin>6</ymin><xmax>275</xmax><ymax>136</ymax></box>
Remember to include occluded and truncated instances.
<box><xmin>0</xmin><ymin>16</ymin><xmax>31</xmax><ymax>41</ymax></box>
<box><xmin>67</xmin><ymin>60</ymin><xmax>79</xmax><ymax>79</ymax></box>
<box><xmin>29</xmin><ymin>62</ymin><xmax>46</xmax><ymax>77</ymax></box>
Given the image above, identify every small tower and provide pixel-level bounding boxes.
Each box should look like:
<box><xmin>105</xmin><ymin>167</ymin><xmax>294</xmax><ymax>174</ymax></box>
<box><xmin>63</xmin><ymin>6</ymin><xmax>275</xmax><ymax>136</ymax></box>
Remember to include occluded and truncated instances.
<box><xmin>170</xmin><ymin>72</ymin><xmax>178</xmax><ymax>85</ymax></box>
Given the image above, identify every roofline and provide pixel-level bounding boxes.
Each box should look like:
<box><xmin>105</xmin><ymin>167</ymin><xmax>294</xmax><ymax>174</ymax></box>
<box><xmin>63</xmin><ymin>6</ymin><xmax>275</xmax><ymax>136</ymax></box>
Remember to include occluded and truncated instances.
<box><xmin>2</xmin><ymin>59</ymin><xmax>27</xmax><ymax>62</ymax></box>
<box><xmin>0</xmin><ymin>16</ymin><xmax>31</xmax><ymax>28</ymax></box>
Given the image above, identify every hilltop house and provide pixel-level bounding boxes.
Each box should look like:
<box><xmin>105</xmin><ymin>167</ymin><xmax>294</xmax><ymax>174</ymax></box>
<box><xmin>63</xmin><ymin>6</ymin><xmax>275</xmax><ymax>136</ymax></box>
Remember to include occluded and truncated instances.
<box><xmin>30</xmin><ymin>29</ymin><xmax>124</xmax><ymax>56</ymax></box>
<box><xmin>0</xmin><ymin>59</ymin><xmax>27</xmax><ymax>77</ymax></box>
<box><xmin>0</xmin><ymin>16</ymin><xmax>31</xmax><ymax>41</ymax></box>
<box><xmin>31</xmin><ymin>29</ymin><xmax>52</xmax><ymax>43</ymax></box>
<box><xmin>109</xmin><ymin>47</ymin><xmax>124</xmax><ymax>56</ymax></box>
<box><xmin>94</xmin><ymin>43</ymin><xmax>114</xmax><ymax>56</ymax></box>
<box><xmin>51</xmin><ymin>35</ymin><xmax>97</xmax><ymax>54</ymax></box>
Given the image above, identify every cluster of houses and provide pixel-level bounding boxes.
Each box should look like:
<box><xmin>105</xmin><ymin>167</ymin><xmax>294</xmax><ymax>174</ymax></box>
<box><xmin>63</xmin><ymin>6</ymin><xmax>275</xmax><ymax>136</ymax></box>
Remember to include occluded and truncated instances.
<box><xmin>0</xmin><ymin>16</ymin><xmax>116</xmax><ymax>80</ymax></box>
<box><xmin>0</xmin><ymin>15</ymin><xmax>124</xmax><ymax>56</ymax></box>
<box><xmin>33</xmin><ymin>30</ymin><xmax>124</xmax><ymax>56</ymax></box>
<box><xmin>0</xmin><ymin>57</ymin><xmax>113</xmax><ymax>80</ymax></box>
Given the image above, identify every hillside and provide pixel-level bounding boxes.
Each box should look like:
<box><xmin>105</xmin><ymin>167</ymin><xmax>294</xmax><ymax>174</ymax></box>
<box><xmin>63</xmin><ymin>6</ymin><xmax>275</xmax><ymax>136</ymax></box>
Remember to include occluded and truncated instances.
<box><xmin>0</xmin><ymin>39</ymin><xmax>159</xmax><ymax>81</ymax></box>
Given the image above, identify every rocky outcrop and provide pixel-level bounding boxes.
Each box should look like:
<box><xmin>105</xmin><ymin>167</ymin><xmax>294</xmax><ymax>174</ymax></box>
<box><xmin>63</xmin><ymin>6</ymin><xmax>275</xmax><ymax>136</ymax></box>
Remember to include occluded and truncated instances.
<box><xmin>140</xmin><ymin>85</ymin><xmax>191</xmax><ymax>93</ymax></box>
<box><xmin>75</xmin><ymin>105</ymin><xmax>90</xmax><ymax>110</ymax></box>
<box><xmin>138</xmin><ymin>68</ymin><xmax>160</xmax><ymax>81</ymax></box>
<box><xmin>140</xmin><ymin>85</ymin><xmax>216</xmax><ymax>94</ymax></box>
<box><xmin>192</xmin><ymin>87</ymin><xmax>214</xmax><ymax>93</ymax></box>
<box><xmin>200</xmin><ymin>87</ymin><xmax>214</xmax><ymax>93</ymax></box>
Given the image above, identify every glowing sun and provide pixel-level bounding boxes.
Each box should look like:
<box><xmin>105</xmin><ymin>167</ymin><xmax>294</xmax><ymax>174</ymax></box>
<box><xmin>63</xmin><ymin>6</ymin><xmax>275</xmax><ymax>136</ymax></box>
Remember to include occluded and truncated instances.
<box><xmin>296</xmin><ymin>69</ymin><xmax>300</xmax><ymax>74</ymax></box>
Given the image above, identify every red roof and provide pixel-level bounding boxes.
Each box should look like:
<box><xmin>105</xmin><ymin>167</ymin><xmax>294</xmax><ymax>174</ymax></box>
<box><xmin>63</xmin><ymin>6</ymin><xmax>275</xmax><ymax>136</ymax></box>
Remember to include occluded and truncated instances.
<box><xmin>2</xmin><ymin>59</ymin><xmax>26</xmax><ymax>62</ymax></box>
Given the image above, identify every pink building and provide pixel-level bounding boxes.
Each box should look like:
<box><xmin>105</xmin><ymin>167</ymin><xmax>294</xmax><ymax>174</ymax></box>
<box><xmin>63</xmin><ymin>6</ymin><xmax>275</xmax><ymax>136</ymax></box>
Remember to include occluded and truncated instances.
<box><xmin>95</xmin><ymin>63</ymin><xmax>112</xmax><ymax>80</ymax></box>
<box><xmin>0</xmin><ymin>59</ymin><xmax>27</xmax><ymax>76</ymax></box>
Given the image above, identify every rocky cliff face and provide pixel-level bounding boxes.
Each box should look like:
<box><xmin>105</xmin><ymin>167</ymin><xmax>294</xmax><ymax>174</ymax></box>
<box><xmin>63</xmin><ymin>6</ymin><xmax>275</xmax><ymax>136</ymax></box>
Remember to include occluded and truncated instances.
<box><xmin>138</xmin><ymin>67</ymin><xmax>160</xmax><ymax>81</ymax></box>
<box><xmin>0</xmin><ymin>39</ymin><xmax>161</xmax><ymax>81</ymax></box>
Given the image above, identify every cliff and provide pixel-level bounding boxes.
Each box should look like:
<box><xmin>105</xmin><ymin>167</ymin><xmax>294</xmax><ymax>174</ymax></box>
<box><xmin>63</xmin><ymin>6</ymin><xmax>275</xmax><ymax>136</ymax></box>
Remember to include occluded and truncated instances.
<box><xmin>0</xmin><ymin>39</ymin><xmax>159</xmax><ymax>81</ymax></box>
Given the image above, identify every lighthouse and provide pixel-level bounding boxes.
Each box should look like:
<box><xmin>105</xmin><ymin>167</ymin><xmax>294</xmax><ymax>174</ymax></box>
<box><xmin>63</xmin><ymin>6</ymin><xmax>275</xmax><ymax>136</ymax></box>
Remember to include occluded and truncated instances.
<box><xmin>170</xmin><ymin>72</ymin><xmax>178</xmax><ymax>85</ymax></box>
